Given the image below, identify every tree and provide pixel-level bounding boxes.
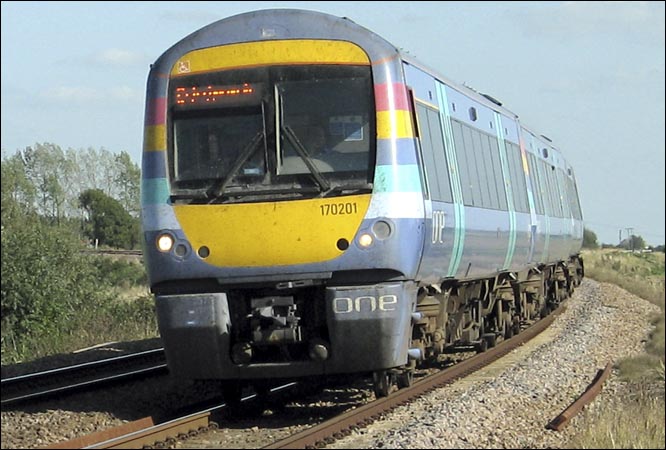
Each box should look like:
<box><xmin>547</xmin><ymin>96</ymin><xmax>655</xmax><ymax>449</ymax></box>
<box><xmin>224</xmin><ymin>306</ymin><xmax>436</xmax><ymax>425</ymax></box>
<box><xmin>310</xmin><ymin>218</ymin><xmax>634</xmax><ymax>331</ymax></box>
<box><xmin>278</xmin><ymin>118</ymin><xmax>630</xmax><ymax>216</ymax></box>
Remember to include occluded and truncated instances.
<box><xmin>618</xmin><ymin>234</ymin><xmax>646</xmax><ymax>251</ymax></box>
<box><xmin>629</xmin><ymin>235</ymin><xmax>646</xmax><ymax>252</ymax></box>
<box><xmin>5</xmin><ymin>143</ymin><xmax>141</xmax><ymax>227</ymax></box>
<box><xmin>21</xmin><ymin>143</ymin><xmax>75</xmax><ymax>225</ymax></box>
<box><xmin>1</xmin><ymin>154</ymin><xmax>37</xmax><ymax>225</ymax></box>
<box><xmin>583</xmin><ymin>228</ymin><xmax>599</xmax><ymax>249</ymax></box>
<box><xmin>113</xmin><ymin>151</ymin><xmax>140</xmax><ymax>217</ymax></box>
<box><xmin>79</xmin><ymin>189</ymin><xmax>139</xmax><ymax>249</ymax></box>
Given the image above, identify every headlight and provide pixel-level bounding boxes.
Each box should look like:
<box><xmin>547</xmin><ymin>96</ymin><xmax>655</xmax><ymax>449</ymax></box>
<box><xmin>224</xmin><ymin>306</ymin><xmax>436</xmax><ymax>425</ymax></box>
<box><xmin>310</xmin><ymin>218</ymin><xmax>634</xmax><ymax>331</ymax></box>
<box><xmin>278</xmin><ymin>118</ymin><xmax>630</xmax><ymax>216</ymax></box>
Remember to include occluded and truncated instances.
<box><xmin>372</xmin><ymin>220</ymin><xmax>392</xmax><ymax>239</ymax></box>
<box><xmin>358</xmin><ymin>233</ymin><xmax>374</xmax><ymax>248</ymax></box>
<box><xmin>156</xmin><ymin>233</ymin><xmax>175</xmax><ymax>252</ymax></box>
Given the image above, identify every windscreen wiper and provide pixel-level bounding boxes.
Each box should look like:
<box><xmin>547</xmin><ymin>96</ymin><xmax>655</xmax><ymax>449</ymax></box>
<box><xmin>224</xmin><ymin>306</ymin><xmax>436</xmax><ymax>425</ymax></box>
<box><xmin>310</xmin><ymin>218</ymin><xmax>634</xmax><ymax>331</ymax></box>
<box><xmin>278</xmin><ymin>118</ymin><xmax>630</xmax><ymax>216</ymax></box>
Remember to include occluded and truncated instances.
<box><xmin>320</xmin><ymin>183</ymin><xmax>374</xmax><ymax>198</ymax></box>
<box><xmin>207</xmin><ymin>130</ymin><xmax>264</xmax><ymax>200</ymax></box>
<box><xmin>205</xmin><ymin>187</ymin><xmax>322</xmax><ymax>205</ymax></box>
<box><xmin>169</xmin><ymin>192</ymin><xmax>209</xmax><ymax>202</ymax></box>
<box><xmin>281</xmin><ymin>125</ymin><xmax>330</xmax><ymax>192</ymax></box>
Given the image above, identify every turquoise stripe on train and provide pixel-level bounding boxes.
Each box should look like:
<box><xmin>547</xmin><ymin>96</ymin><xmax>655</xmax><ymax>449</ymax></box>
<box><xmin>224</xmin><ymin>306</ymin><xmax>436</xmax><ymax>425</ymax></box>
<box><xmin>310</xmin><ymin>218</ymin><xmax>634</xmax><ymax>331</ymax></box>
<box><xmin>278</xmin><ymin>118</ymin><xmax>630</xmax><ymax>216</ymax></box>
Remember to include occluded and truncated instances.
<box><xmin>373</xmin><ymin>164</ymin><xmax>422</xmax><ymax>193</ymax></box>
<box><xmin>143</xmin><ymin>164</ymin><xmax>420</xmax><ymax>204</ymax></box>
<box><xmin>142</xmin><ymin>178</ymin><xmax>170</xmax><ymax>205</ymax></box>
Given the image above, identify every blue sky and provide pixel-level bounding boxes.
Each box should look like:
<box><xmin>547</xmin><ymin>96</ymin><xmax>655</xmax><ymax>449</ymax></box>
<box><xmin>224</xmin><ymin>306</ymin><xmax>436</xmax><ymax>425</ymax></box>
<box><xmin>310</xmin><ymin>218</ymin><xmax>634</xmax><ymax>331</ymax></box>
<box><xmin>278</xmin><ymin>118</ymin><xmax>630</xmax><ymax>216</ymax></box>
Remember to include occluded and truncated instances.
<box><xmin>1</xmin><ymin>1</ymin><xmax>664</xmax><ymax>245</ymax></box>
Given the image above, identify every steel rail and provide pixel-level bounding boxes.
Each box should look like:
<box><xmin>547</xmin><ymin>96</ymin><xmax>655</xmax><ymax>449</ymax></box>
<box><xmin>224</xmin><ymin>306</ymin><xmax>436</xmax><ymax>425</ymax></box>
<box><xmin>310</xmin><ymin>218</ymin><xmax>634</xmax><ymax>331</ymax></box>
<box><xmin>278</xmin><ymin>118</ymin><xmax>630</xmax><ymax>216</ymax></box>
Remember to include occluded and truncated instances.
<box><xmin>263</xmin><ymin>303</ymin><xmax>565</xmax><ymax>449</ymax></box>
<box><xmin>2</xmin><ymin>348</ymin><xmax>166</xmax><ymax>407</ymax></box>
<box><xmin>546</xmin><ymin>361</ymin><xmax>613</xmax><ymax>431</ymax></box>
<box><xmin>41</xmin><ymin>303</ymin><xmax>566</xmax><ymax>449</ymax></box>
<box><xmin>43</xmin><ymin>383</ymin><xmax>299</xmax><ymax>449</ymax></box>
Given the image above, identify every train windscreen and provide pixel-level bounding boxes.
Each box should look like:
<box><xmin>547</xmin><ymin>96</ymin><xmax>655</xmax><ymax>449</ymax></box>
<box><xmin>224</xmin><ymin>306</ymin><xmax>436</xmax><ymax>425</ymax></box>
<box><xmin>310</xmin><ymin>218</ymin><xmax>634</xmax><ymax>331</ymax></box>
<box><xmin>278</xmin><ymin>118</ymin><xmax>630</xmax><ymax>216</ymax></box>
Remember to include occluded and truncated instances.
<box><xmin>169</xmin><ymin>65</ymin><xmax>375</xmax><ymax>202</ymax></box>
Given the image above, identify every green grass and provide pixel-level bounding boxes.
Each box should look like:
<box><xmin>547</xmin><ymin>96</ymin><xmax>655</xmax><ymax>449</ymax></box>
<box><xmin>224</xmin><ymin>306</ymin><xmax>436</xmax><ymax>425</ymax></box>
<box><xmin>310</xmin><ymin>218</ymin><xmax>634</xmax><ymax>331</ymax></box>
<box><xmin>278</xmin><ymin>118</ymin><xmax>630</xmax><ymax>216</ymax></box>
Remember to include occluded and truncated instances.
<box><xmin>569</xmin><ymin>249</ymin><xmax>665</xmax><ymax>449</ymax></box>
<box><xmin>568</xmin><ymin>389</ymin><xmax>665</xmax><ymax>449</ymax></box>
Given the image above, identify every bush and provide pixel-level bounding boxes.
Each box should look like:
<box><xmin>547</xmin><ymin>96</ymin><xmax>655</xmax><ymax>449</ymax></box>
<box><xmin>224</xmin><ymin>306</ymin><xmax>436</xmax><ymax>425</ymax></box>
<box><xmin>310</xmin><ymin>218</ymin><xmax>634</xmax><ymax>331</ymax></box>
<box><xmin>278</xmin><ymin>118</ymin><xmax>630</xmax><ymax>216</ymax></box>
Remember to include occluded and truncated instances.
<box><xmin>91</xmin><ymin>256</ymin><xmax>147</xmax><ymax>289</ymax></box>
<box><xmin>583</xmin><ymin>228</ymin><xmax>599</xmax><ymax>249</ymax></box>
<box><xmin>1</xmin><ymin>220</ymin><xmax>109</xmax><ymax>363</ymax></box>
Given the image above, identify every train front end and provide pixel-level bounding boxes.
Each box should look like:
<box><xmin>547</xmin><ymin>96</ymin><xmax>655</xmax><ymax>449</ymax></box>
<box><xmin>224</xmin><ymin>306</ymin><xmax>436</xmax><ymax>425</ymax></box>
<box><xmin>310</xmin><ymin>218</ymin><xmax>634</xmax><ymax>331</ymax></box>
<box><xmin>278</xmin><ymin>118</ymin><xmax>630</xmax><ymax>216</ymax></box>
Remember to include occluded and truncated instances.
<box><xmin>141</xmin><ymin>11</ymin><xmax>425</xmax><ymax>384</ymax></box>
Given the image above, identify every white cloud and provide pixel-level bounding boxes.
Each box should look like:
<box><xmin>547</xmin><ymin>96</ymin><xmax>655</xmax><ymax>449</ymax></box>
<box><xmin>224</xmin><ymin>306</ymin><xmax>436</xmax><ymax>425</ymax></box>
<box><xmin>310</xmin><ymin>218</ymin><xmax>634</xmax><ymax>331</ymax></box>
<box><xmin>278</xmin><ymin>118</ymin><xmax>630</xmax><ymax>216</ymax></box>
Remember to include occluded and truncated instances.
<box><xmin>42</xmin><ymin>86</ymin><xmax>100</xmax><ymax>102</ymax></box>
<box><xmin>41</xmin><ymin>85</ymin><xmax>140</xmax><ymax>103</ymax></box>
<box><xmin>158</xmin><ymin>9</ymin><xmax>221</xmax><ymax>23</ymax></box>
<box><xmin>95</xmin><ymin>48</ymin><xmax>146</xmax><ymax>66</ymax></box>
<box><xmin>110</xmin><ymin>85</ymin><xmax>140</xmax><ymax>101</ymax></box>
<box><xmin>513</xmin><ymin>1</ymin><xmax>665</xmax><ymax>44</ymax></box>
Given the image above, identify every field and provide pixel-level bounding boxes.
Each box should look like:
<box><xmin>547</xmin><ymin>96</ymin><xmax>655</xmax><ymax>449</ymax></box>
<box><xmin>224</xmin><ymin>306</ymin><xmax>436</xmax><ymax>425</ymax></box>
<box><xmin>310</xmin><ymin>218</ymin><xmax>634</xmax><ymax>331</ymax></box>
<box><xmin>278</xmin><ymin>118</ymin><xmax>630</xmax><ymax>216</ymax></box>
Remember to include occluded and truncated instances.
<box><xmin>569</xmin><ymin>249</ymin><xmax>665</xmax><ymax>449</ymax></box>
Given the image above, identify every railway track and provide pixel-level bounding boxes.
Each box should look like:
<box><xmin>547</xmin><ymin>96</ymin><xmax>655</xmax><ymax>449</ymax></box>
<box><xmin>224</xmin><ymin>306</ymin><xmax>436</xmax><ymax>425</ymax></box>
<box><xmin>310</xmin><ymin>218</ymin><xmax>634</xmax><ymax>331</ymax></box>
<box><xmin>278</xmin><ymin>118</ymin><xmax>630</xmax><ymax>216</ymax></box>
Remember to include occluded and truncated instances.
<box><xmin>43</xmin><ymin>300</ymin><xmax>611</xmax><ymax>450</ymax></box>
<box><xmin>4</xmin><ymin>279</ymin><xmax>650</xmax><ymax>450</ymax></box>
<box><xmin>81</xmin><ymin>249</ymin><xmax>142</xmax><ymax>256</ymax></box>
<box><xmin>1</xmin><ymin>348</ymin><xmax>167</xmax><ymax>407</ymax></box>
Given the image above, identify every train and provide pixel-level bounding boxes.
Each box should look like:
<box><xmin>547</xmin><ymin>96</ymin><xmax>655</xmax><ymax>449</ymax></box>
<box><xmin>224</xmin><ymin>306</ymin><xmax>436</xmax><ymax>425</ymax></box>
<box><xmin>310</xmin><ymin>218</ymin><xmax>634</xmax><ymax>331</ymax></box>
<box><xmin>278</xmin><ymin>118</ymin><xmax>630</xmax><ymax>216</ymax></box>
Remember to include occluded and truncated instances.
<box><xmin>140</xmin><ymin>9</ymin><xmax>584</xmax><ymax>402</ymax></box>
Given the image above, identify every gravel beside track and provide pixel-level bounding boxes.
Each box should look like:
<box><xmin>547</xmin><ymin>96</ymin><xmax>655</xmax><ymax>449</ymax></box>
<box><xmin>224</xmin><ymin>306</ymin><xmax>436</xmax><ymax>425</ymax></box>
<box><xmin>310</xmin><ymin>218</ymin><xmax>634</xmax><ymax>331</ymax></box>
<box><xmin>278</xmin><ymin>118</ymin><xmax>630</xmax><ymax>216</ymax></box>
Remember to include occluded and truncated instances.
<box><xmin>328</xmin><ymin>278</ymin><xmax>662</xmax><ymax>449</ymax></box>
<box><xmin>0</xmin><ymin>278</ymin><xmax>661</xmax><ymax>449</ymax></box>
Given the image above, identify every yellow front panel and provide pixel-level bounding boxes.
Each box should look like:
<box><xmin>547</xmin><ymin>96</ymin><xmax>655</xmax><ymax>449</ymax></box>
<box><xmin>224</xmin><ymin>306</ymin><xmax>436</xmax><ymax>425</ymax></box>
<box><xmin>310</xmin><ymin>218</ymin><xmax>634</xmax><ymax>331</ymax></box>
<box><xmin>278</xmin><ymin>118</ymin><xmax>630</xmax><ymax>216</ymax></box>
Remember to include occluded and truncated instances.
<box><xmin>171</xmin><ymin>40</ymin><xmax>370</xmax><ymax>76</ymax></box>
<box><xmin>173</xmin><ymin>195</ymin><xmax>371</xmax><ymax>266</ymax></box>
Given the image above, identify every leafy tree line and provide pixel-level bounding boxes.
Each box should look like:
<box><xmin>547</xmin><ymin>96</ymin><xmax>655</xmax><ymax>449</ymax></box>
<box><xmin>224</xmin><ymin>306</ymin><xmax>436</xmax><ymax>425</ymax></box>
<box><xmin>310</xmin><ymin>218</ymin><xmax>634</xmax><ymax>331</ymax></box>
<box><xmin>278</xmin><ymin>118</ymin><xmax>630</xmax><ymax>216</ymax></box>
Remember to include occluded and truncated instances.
<box><xmin>2</xmin><ymin>143</ymin><xmax>152</xmax><ymax>363</ymax></box>
<box><xmin>584</xmin><ymin>227</ymin><xmax>661</xmax><ymax>252</ymax></box>
<box><xmin>2</xmin><ymin>143</ymin><xmax>140</xmax><ymax>249</ymax></box>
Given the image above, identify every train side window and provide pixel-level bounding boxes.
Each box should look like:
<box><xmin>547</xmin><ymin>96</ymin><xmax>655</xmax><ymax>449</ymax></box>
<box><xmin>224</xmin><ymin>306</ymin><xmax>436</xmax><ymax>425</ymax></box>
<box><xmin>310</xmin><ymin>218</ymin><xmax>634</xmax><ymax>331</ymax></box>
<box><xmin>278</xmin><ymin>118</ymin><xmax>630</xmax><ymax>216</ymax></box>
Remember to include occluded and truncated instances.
<box><xmin>466</xmin><ymin>129</ymin><xmax>482</xmax><ymax>207</ymax></box>
<box><xmin>566</xmin><ymin>177</ymin><xmax>579</xmax><ymax>220</ymax></box>
<box><xmin>452</xmin><ymin>120</ymin><xmax>474</xmax><ymax>206</ymax></box>
<box><xmin>426</xmin><ymin>109</ymin><xmax>453</xmax><ymax>202</ymax></box>
<box><xmin>545</xmin><ymin>162</ymin><xmax>558</xmax><ymax>217</ymax></box>
<box><xmin>557</xmin><ymin>169</ymin><xmax>572</xmax><ymax>219</ymax></box>
<box><xmin>549</xmin><ymin>166</ymin><xmax>565</xmax><ymax>217</ymax></box>
<box><xmin>450</xmin><ymin>119</ymin><xmax>509</xmax><ymax>211</ymax></box>
<box><xmin>479</xmin><ymin>133</ymin><xmax>501</xmax><ymax>210</ymax></box>
<box><xmin>504</xmin><ymin>143</ymin><xmax>528</xmax><ymax>213</ymax></box>
<box><xmin>571</xmin><ymin>176</ymin><xmax>583</xmax><ymax>220</ymax></box>
<box><xmin>470</xmin><ymin>129</ymin><xmax>492</xmax><ymax>209</ymax></box>
<box><xmin>453</xmin><ymin>121</ymin><xmax>478</xmax><ymax>206</ymax></box>
<box><xmin>527</xmin><ymin>153</ymin><xmax>545</xmax><ymax>215</ymax></box>
<box><xmin>415</xmin><ymin>104</ymin><xmax>453</xmax><ymax>203</ymax></box>
<box><xmin>504</xmin><ymin>144</ymin><xmax>518</xmax><ymax>211</ymax></box>
<box><xmin>535</xmin><ymin>155</ymin><xmax>546</xmax><ymax>215</ymax></box>
<box><xmin>415</xmin><ymin>104</ymin><xmax>439</xmax><ymax>200</ymax></box>
<box><xmin>485</xmin><ymin>136</ymin><xmax>506</xmax><ymax>210</ymax></box>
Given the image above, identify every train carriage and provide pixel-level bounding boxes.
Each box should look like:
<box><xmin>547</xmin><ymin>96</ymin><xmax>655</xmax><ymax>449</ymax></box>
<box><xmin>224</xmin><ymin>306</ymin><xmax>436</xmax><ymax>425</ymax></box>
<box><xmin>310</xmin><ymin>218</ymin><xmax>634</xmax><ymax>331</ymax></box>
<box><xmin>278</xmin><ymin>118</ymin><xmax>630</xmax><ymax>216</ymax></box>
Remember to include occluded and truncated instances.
<box><xmin>141</xmin><ymin>9</ymin><xmax>584</xmax><ymax>399</ymax></box>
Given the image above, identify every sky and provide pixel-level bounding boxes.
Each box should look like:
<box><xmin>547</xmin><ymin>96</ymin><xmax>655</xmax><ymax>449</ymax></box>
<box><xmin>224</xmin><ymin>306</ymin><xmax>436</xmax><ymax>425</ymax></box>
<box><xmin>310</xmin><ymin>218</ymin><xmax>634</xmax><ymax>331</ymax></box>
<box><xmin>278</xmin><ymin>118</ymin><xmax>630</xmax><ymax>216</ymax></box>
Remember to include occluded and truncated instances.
<box><xmin>1</xmin><ymin>1</ymin><xmax>664</xmax><ymax>246</ymax></box>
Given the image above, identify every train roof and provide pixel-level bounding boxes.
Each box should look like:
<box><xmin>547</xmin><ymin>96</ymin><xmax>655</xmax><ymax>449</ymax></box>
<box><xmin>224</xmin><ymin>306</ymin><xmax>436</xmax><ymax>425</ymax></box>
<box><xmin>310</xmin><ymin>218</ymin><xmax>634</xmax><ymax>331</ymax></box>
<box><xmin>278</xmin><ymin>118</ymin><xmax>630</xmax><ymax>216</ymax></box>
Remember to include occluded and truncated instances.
<box><xmin>152</xmin><ymin>8</ymin><xmax>400</xmax><ymax>73</ymax></box>
<box><xmin>399</xmin><ymin>53</ymin><xmax>520</xmax><ymax>119</ymax></box>
<box><xmin>151</xmin><ymin>8</ymin><xmax>571</xmax><ymax>172</ymax></box>
<box><xmin>398</xmin><ymin>53</ymin><xmax>567</xmax><ymax>166</ymax></box>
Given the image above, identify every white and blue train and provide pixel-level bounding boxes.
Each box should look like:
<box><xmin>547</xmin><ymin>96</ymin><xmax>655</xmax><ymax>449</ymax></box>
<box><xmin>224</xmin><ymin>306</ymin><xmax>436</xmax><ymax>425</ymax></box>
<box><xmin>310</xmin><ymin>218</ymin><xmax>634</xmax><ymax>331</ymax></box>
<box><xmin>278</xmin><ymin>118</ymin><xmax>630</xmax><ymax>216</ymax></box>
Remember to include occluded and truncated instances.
<box><xmin>141</xmin><ymin>9</ymin><xmax>584</xmax><ymax>400</ymax></box>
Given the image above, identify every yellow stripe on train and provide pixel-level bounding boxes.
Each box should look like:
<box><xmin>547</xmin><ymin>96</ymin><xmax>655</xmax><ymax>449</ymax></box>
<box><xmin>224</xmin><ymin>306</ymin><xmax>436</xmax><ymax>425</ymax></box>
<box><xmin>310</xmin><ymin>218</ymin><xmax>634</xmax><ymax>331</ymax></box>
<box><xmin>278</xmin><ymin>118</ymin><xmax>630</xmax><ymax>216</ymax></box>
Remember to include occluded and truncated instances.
<box><xmin>376</xmin><ymin>110</ymin><xmax>414</xmax><ymax>139</ymax></box>
<box><xmin>173</xmin><ymin>195</ymin><xmax>372</xmax><ymax>266</ymax></box>
<box><xmin>144</xmin><ymin>125</ymin><xmax>166</xmax><ymax>152</ymax></box>
<box><xmin>170</xmin><ymin>40</ymin><xmax>370</xmax><ymax>76</ymax></box>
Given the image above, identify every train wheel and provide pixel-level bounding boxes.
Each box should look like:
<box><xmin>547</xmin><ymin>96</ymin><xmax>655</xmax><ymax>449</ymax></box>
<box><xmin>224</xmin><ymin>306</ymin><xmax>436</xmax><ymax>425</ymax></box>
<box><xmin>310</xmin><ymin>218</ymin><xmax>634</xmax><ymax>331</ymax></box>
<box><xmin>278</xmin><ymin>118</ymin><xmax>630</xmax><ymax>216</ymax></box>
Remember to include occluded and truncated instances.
<box><xmin>475</xmin><ymin>338</ymin><xmax>488</xmax><ymax>353</ymax></box>
<box><xmin>372</xmin><ymin>370</ymin><xmax>393</xmax><ymax>397</ymax></box>
<box><xmin>221</xmin><ymin>381</ymin><xmax>243</xmax><ymax>409</ymax></box>
<box><xmin>512</xmin><ymin>316</ymin><xmax>521</xmax><ymax>336</ymax></box>
<box><xmin>397</xmin><ymin>370</ymin><xmax>414</xmax><ymax>389</ymax></box>
<box><xmin>484</xmin><ymin>333</ymin><xmax>497</xmax><ymax>348</ymax></box>
<box><xmin>252</xmin><ymin>382</ymin><xmax>271</xmax><ymax>401</ymax></box>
